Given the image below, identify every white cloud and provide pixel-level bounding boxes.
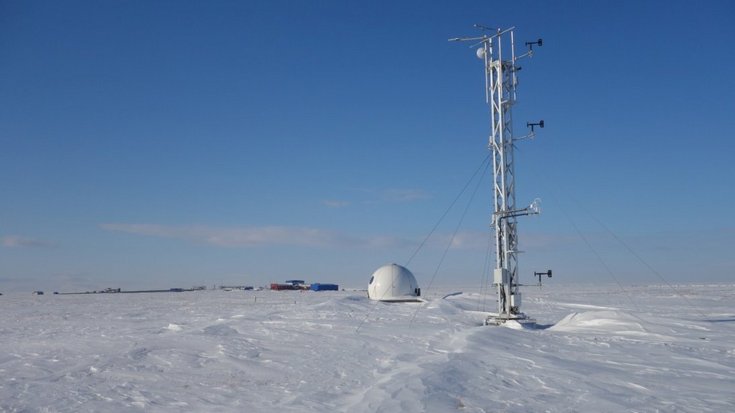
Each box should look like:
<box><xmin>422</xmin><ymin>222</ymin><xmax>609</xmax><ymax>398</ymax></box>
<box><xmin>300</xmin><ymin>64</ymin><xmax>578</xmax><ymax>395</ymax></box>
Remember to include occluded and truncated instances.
<box><xmin>325</xmin><ymin>188</ymin><xmax>431</xmax><ymax>207</ymax></box>
<box><xmin>100</xmin><ymin>223</ymin><xmax>567</xmax><ymax>253</ymax></box>
<box><xmin>100</xmin><ymin>223</ymin><xmax>412</xmax><ymax>249</ymax></box>
<box><xmin>436</xmin><ymin>230</ymin><xmax>578</xmax><ymax>251</ymax></box>
<box><xmin>449</xmin><ymin>231</ymin><xmax>493</xmax><ymax>250</ymax></box>
<box><xmin>351</xmin><ymin>188</ymin><xmax>432</xmax><ymax>204</ymax></box>
<box><xmin>380</xmin><ymin>188</ymin><xmax>431</xmax><ymax>203</ymax></box>
<box><xmin>322</xmin><ymin>200</ymin><xmax>351</xmax><ymax>208</ymax></box>
<box><xmin>101</xmin><ymin>224</ymin><xmax>544</xmax><ymax>253</ymax></box>
<box><xmin>2</xmin><ymin>235</ymin><xmax>53</xmax><ymax>248</ymax></box>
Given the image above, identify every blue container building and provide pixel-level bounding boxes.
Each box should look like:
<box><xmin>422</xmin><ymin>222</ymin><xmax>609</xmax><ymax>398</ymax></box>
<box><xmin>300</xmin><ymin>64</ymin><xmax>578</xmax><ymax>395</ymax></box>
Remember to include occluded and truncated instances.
<box><xmin>310</xmin><ymin>283</ymin><xmax>339</xmax><ymax>291</ymax></box>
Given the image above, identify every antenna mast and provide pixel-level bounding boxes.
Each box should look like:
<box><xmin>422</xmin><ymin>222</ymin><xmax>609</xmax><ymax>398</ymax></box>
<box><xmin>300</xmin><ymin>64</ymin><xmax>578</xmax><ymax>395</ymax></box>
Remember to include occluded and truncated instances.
<box><xmin>450</xmin><ymin>26</ymin><xmax>544</xmax><ymax>325</ymax></box>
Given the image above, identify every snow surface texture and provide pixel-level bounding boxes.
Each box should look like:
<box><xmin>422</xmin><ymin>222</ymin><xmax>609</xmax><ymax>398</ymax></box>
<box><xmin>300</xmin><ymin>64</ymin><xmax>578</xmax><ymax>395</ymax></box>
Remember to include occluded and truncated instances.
<box><xmin>1</xmin><ymin>284</ymin><xmax>734</xmax><ymax>412</ymax></box>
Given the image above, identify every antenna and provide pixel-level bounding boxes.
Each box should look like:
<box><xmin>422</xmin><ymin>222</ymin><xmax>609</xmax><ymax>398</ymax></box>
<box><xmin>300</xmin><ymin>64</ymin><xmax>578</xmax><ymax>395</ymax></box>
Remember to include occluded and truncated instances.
<box><xmin>451</xmin><ymin>26</ymin><xmax>546</xmax><ymax>325</ymax></box>
<box><xmin>473</xmin><ymin>24</ymin><xmax>496</xmax><ymax>31</ymax></box>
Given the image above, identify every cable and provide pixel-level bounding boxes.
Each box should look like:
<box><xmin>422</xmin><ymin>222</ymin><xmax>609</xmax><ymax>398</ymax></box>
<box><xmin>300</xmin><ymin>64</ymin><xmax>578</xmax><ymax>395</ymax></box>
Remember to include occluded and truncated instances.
<box><xmin>409</xmin><ymin>158</ymin><xmax>490</xmax><ymax>324</ymax></box>
<box><xmin>581</xmin><ymin>209</ymin><xmax>710</xmax><ymax>320</ymax></box>
<box><xmin>535</xmin><ymin>166</ymin><xmax>708</xmax><ymax>319</ymax></box>
<box><xmin>560</xmin><ymin>205</ymin><xmax>643</xmax><ymax>313</ymax></box>
<box><xmin>529</xmin><ymin>166</ymin><xmax>642</xmax><ymax>313</ymax></box>
<box><xmin>404</xmin><ymin>154</ymin><xmax>490</xmax><ymax>267</ymax></box>
<box><xmin>357</xmin><ymin>158</ymin><xmax>490</xmax><ymax>333</ymax></box>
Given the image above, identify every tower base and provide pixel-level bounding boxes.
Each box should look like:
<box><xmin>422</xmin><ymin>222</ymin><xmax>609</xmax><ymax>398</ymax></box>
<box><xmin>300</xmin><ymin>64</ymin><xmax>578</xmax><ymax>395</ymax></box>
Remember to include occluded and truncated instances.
<box><xmin>484</xmin><ymin>312</ymin><xmax>536</xmax><ymax>326</ymax></box>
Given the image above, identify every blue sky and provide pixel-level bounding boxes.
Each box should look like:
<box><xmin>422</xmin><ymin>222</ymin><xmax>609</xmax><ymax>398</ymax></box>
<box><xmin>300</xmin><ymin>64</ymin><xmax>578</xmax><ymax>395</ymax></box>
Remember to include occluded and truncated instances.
<box><xmin>1</xmin><ymin>1</ymin><xmax>733</xmax><ymax>292</ymax></box>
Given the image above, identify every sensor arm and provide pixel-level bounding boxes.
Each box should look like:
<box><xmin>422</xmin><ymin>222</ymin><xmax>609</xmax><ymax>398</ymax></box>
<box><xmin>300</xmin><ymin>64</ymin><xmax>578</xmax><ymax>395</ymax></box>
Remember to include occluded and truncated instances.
<box><xmin>492</xmin><ymin>199</ymin><xmax>542</xmax><ymax>225</ymax></box>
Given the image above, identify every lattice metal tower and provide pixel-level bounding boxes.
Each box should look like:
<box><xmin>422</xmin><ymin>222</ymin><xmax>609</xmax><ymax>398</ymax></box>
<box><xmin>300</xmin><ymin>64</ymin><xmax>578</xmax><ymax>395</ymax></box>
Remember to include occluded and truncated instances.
<box><xmin>451</xmin><ymin>26</ymin><xmax>543</xmax><ymax>323</ymax></box>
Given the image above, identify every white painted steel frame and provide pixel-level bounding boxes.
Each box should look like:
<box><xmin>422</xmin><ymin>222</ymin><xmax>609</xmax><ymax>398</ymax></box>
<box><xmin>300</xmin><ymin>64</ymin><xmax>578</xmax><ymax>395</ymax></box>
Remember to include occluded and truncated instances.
<box><xmin>452</xmin><ymin>26</ymin><xmax>539</xmax><ymax>321</ymax></box>
<box><xmin>480</xmin><ymin>28</ymin><xmax>529</xmax><ymax>319</ymax></box>
<box><xmin>484</xmin><ymin>31</ymin><xmax>519</xmax><ymax>317</ymax></box>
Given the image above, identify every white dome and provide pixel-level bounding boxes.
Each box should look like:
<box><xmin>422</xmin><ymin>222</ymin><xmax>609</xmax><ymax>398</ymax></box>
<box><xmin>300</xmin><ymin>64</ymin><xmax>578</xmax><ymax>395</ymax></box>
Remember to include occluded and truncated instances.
<box><xmin>368</xmin><ymin>264</ymin><xmax>421</xmax><ymax>302</ymax></box>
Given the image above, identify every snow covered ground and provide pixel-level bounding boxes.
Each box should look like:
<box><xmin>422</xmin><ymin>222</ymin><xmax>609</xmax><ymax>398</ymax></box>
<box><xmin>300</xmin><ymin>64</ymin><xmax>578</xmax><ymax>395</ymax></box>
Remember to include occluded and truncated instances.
<box><xmin>1</xmin><ymin>283</ymin><xmax>734</xmax><ymax>412</ymax></box>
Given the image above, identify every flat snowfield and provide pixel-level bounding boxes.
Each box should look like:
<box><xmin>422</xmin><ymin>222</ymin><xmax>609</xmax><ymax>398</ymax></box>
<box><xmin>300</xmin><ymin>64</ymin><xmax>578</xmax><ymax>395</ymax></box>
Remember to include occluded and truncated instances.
<box><xmin>2</xmin><ymin>284</ymin><xmax>734</xmax><ymax>412</ymax></box>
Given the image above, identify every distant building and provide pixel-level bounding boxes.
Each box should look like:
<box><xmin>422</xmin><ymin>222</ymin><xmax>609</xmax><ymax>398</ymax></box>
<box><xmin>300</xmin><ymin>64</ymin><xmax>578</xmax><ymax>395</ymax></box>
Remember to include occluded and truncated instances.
<box><xmin>271</xmin><ymin>280</ymin><xmax>311</xmax><ymax>291</ymax></box>
<box><xmin>219</xmin><ymin>285</ymin><xmax>253</xmax><ymax>291</ymax></box>
<box><xmin>270</xmin><ymin>283</ymin><xmax>299</xmax><ymax>291</ymax></box>
<box><xmin>311</xmin><ymin>283</ymin><xmax>339</xmax><ymax>291</ymax></box>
